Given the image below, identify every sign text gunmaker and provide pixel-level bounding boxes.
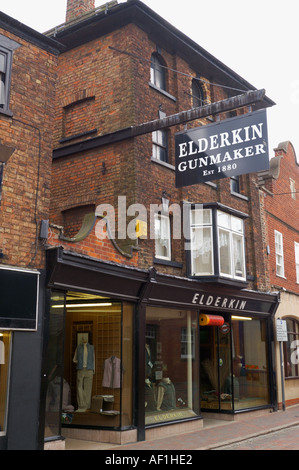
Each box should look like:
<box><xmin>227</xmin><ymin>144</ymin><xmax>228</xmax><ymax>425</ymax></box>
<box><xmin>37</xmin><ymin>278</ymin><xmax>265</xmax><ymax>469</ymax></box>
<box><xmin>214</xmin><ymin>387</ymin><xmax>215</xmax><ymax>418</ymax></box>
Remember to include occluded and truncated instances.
<box><xmin>175</xmin><ymin>109</ymin><xmax>269</xmax><ymax>188</ymax></box>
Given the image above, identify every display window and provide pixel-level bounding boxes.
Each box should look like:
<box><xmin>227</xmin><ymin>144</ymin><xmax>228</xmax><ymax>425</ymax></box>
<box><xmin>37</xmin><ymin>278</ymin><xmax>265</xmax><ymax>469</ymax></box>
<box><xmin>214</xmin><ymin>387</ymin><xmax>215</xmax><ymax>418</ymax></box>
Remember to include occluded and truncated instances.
<box><xmin>200</xmin><ymin>315</ymin><xmax>270</xmax><ymax>411</ymax></box>
<box><xmin>44</xmin><ymin>291</ymin><xmax>133</xmax><ymax>438</ymax></box>
<box><xmin>145</xmin><ymin>307</ymin><xmax>200</xmax><ymax>425</ymax></box>
<box><xmin>0</xmin><ymin>331</ymin><xmax>11</xmax><ymax>435</ymax></box>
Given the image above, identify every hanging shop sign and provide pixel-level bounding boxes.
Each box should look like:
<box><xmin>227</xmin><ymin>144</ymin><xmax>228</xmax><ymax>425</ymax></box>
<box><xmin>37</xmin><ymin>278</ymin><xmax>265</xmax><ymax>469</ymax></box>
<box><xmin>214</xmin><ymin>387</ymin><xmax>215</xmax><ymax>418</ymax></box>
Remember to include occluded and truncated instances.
<box><xmin>199</xmin><ymin>314</ymin><xmax>224</xmax><ymax>326</ymax></box>
<box><xmin>0</xmin><ymin>266</ymin><xmax>39</xmax><ymax>330</ymax></box>
<box><xmin>175</xmin><ymin>109</ymin><xmax>269</xmax><ymax>188</ymax></box>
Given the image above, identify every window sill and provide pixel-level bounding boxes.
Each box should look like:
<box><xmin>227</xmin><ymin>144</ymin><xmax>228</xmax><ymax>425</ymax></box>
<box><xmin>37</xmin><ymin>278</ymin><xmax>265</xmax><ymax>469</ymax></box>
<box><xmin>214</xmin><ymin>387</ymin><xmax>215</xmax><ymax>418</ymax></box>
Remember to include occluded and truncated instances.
<box><xmin>0</xmin><ymin>108</ymin><xmax>13</xmax><ymax>118</ymax></box>
<box><xmin>59</xmin><ymin>128</ymin><xmax>98</xmax><ymax>143</ymax></box>
<box><xmin>231</xmin><ymin>191</ymin><xmax>249</xmax><ymax>201</ymax></box>
<box><xmin>151</xmin><ymin>157</ymin><xmax>175</xmax><ymax>170</ymax></box>
<box><xmin>149</xmin><ymin>82</ymin><xmax>177</xmax><ymax>102</ymax></box>
<box><xmin>204</xmin><ymin>181</ymin><xmax>217</xmax><ymax>189</ymax></box>
<box><xmin>276</xmin><ymin>274</ymin><xmax>286</xmax><ymax>280</ymax></box>
<box><xmin>188</xmin><ymin>275</ymin><xmax>248</xmax><ymax>289</ymax></box>
<box><xmin>154</xmin><ymin>257</ymin><xmax>183</xmax><ymax>269</ymax></box>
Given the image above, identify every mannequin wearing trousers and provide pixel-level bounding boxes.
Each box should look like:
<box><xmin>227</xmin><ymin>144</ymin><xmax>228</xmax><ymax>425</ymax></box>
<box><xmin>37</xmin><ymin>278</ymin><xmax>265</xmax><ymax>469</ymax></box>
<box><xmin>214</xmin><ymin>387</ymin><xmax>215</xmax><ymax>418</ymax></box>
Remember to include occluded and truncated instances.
<box><xmin>73</xmin><ymin>340</ymin><xmax>95</xmax><ymax>412</ymax></box>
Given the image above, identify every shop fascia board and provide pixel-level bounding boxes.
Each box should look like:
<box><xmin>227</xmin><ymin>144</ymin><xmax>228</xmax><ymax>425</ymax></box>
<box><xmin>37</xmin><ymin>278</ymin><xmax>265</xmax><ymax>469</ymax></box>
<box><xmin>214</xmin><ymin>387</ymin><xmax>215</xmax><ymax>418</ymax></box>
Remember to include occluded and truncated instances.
<box><xmin>53</xmin><ymin>89</ymin><xmax>267</xmax><ymax>159</ymax></box>
<box><xmin>46</xmin><ymin>247</ymin><xmax>280</xmax><ymax>317</ymax></box>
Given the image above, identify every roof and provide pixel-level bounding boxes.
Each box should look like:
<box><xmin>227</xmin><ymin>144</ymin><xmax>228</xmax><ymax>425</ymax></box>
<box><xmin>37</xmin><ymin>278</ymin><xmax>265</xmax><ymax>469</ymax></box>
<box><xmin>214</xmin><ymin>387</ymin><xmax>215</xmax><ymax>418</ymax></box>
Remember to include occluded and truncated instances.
<box><xmin>45</xmin><ymin>0</ymin><xmax>274</xmax><ymax>110</ymax></box>
<box><xmin>0</xmin><ymin>11</ymin><xmax>64</xmax><ymax>55</ymax></box>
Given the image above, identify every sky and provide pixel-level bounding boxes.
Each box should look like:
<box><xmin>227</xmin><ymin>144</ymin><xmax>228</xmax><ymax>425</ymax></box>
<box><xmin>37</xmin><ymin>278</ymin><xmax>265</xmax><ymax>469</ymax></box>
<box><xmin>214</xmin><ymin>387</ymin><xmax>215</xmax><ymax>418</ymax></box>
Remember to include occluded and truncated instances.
<box><xmin>1</xmin><ymin>0</ymin><xmax>298</xmax><ymax>160</ymax></box>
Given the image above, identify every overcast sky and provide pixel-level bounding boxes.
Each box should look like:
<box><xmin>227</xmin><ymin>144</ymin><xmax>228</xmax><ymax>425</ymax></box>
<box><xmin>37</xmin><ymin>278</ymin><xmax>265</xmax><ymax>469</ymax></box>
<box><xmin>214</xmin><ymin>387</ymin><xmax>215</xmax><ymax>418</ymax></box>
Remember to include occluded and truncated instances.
<box><xmin>1</xmin><ymin>0</ymin><xmax>299</xmax><ymax>160</ymax></box>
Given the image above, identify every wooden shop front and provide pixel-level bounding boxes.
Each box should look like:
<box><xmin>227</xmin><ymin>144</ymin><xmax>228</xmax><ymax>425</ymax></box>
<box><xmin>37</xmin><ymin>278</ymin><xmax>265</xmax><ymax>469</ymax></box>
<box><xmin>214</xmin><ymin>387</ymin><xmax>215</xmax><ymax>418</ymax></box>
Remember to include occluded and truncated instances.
<box><xmin>42</xmin><ymin>247</ymin><xmax>279</xmax><ymax>445</ymax></box>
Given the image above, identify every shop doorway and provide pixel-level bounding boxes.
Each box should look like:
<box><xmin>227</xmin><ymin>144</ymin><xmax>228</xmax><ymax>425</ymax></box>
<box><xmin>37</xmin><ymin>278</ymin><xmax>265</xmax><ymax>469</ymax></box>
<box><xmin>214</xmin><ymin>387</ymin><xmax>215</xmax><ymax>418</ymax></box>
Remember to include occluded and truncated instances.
<box><xmin>200</xmin><ymin>315</ymin><xmax>271</xmax><ymax>413</ymax></box>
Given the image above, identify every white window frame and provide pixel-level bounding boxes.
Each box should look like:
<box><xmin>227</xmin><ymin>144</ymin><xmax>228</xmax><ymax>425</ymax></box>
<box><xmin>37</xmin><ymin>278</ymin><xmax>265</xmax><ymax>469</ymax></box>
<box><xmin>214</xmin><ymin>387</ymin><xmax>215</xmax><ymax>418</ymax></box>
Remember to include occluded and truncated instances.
<box><xmin>295</xmin><ymin>242</ymin><xmax>299</xmax><ymax>284</ymax></box>
<box><xmin>217</xmin><ymin>211</ymin><xmax>246</xmax><ymax>281</ymax></box>
<box><xmin>181</xmin><ymin>327</ymin><xmax>195</xmax><ymax>359</ymax></box>
<box><xmin>190</xmin><ymin>208</ymin><xmax>214</xmax><ymax>276</ymax></box>
<box><xmin>290</xmin><ymin>178</ymin><xmax>296</xmax><ymax>200</ymax></box>
<box><xmin>150</xmin><ymin>54</ymin><xmax>166</xmax><ymax>91</ymax></box>
<box><xmin>275</xmin><ymin>230</ymin><xmax>285</xmax><ymax>277</ymax></box>
<box><xmin>189</xmin><ymin>207</ymin><xmax>246</xmax><ymax>280</ymax></box>
<box><xmin>152</xmin><ymin>129</ymin><xmax>168</xmax><ymax>163</ymax></box>
<box><xmin>154</xmin><ymin>213</ymin><xmax>171</xmax><ymax>261</ymax></box>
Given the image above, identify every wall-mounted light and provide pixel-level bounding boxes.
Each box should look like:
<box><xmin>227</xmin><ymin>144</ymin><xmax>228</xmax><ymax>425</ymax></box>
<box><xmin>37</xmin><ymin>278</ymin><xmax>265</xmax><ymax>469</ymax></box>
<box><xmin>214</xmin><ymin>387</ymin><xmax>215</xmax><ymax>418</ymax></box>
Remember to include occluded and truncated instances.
<box><xmin>231</xmin><ymin>315</ymin><xmax>252</xmax><ymax>321</ymax></box>
<box><xmin>52</xmin><ymin>302</ymin><xmax>113</xmax><ymax>308</ymax></box>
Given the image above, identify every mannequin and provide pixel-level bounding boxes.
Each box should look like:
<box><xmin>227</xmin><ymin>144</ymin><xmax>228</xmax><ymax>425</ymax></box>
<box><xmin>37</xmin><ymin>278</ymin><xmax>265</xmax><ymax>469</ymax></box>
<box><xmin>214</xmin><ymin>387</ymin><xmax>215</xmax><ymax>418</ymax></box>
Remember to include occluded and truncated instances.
<box><xmin>145</xmin><ymin>344</ymin><xmax>153</xmax><ymax>378</ymax></box>
<box><xmin>156</xmin><ymin>377</ymin><xmax>176</xmax><ymax>411</ymax></box>
<box><xmin>145</xmin><ymin>378</ymin><xmax>156</xmax><ymax>412</ymax></box>
<box><xmin>73</xmin><ymin>337</ymin><xmax>95</xmax><ymax>412</ymax></box>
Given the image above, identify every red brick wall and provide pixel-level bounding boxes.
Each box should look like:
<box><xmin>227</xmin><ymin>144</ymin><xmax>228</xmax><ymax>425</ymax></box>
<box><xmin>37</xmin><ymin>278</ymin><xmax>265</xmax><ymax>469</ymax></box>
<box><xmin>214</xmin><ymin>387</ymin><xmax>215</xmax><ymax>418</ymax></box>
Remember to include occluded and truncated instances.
<box><xmin>0</xmin><ymin>29</ymin><xmax>57</xmax><ymax>269</ymax></box>
<box><xmin>263</xmin><ymin>142</ymin><xmax>299</xmax><ymax>291</ymax></box>
<box><xmin>66</xmin><ymin>0</ymin><xmax>95</xmax><ymax>23</ymax></box>
<box><xmin>49</xmin><ymin>21</ymin><xmax>267</xmax><ymax>290</ymax></box>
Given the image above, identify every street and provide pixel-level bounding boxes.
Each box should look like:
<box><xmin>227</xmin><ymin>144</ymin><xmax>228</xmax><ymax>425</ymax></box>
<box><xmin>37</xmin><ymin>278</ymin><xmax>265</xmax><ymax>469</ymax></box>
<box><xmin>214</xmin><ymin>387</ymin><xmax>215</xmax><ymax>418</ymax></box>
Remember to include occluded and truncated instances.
<box><xmin>214</xmin><ymin>425</ymin><xmax>299</xmax><ymax>450</ymax></box>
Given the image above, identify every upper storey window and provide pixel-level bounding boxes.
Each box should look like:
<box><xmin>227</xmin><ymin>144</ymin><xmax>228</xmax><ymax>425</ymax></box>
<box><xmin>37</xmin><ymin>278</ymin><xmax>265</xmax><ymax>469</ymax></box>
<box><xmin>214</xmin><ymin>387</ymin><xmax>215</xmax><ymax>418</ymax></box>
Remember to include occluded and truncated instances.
<box><xmin>275</xmin><ymin>230</ymin><xmax>285</xmax><ymax>278</ymax></box>
<box><xmin>0</xmin><ymin>48</ymin><xmax>12</xmax><ymax>113</ymax></box>
<box><xmin>152</xmin><ymin>129</ymin><xmax>168</xmax><ymax>163</ymax></box>
<box><xmin>0</xmin><ymin>51</ymin><xmax>7</xmax><ymax>106</ymax></box>
<box><xmin>0</xmin><ymin>35</ymin><xmax>20</xmax><ymax>115</ymax></box>
<box><xmin>191</xmin><ymin>79</ymin><xmax>204</xmax><ymax>108</ymax></box>
<box><xmin>150</xmin><ymin>53</ymin><xmax>166</xmax><ymax>91</ymax></box>
<box><xmin>188</xmin><ymin>204</ymin><xmax>247</xmax><ymax>283</ymax></box>
<box><xmin>290</xmin><ymin>178</ymin><xmax>296</xmax><ymax>200</ymax></box>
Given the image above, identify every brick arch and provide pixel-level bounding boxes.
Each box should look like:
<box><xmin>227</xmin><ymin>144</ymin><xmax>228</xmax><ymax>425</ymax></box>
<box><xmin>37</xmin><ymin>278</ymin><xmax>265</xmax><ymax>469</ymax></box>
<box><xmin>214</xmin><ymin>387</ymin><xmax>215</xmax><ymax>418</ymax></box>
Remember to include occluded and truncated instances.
<box><xmin>61</xmin><ymin>87</ymin><xmax>97</xmax><ymax>109</ymax></box>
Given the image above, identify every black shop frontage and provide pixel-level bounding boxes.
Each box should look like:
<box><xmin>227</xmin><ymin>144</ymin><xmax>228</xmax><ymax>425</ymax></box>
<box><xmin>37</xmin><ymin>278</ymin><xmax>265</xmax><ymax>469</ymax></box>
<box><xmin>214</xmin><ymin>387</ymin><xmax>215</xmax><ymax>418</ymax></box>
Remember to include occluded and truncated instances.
<box><xmin>41</xmin><ymin>247</ymin><xmax>280</xmax><ymax>446</ymax></box>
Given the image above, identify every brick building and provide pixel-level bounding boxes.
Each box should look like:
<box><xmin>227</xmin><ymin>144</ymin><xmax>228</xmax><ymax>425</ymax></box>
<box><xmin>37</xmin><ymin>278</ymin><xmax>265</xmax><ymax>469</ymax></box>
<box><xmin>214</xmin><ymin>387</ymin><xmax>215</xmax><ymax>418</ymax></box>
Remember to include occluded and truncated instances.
<box><xmin>259</xmin><ymin>141</ymin><xmax>299</xmax><ymax>408</ymax></box>
<box><xmin>0</xmin><ymin>0</ymin><xmax>281</xmax><ymax>450</ymax></box>
<box><xmin>0</xmin><ymin>12</ymin><xmax>62</xmax><ymax>449</ymax></box>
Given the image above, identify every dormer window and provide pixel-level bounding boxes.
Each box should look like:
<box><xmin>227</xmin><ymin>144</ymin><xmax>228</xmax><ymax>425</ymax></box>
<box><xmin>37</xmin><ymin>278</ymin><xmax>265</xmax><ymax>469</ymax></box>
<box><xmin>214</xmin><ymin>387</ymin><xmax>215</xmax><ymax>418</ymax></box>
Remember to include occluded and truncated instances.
<box><xmin>188</xmin><ymin>204</ymin><xmax>247</xmax><ymax>284</ymax></box>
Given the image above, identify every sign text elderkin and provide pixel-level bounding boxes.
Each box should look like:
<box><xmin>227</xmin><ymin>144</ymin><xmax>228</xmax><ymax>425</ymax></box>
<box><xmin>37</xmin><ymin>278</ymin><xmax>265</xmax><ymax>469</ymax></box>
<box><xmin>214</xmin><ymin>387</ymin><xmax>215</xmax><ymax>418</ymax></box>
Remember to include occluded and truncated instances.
<box><xmin>175</xmin><ymin>109</ymin><xmax>269</xmax><ymax>188</ymax></box>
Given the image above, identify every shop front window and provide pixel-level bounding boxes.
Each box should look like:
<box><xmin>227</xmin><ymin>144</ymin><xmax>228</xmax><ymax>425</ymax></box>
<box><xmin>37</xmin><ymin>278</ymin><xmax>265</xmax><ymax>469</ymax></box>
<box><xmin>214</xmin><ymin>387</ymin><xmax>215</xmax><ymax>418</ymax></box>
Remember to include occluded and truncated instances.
<box><xmin>44</xmin><ymin>291</ymin><xmax>65</xmax><ymax>439</ymax></box>
<box><xmin>45</xmin><ymin>290</ymin><xmax>133</xmax><ymax>435</ymax></box>
<box><xmin>200</xmin><ymin>316</ymin><xmax>270</xmax><ymax>412</ymax></box>
<box><xmin>0</xmin><ymin>331</ymin><xmax>11</xmax><ymax>435</ymax></box>
<box><xmin>145</xmin><ymin>308</ymin><xmax>199</xmax><ymax>425</ymax></box>
<box><xmin>283</xmin><ymin>318</ymin><xmax>299</xmax><ymax>378</ymax></box>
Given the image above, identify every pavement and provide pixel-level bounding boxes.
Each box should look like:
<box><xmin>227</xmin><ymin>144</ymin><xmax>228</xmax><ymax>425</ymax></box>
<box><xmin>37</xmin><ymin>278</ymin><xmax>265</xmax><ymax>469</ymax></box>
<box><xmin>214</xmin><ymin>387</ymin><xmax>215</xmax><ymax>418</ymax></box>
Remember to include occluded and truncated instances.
<box><xmin>65</xmin><ymin>404</ymin><xmax>299</xmax><ymax>451</ymax></box>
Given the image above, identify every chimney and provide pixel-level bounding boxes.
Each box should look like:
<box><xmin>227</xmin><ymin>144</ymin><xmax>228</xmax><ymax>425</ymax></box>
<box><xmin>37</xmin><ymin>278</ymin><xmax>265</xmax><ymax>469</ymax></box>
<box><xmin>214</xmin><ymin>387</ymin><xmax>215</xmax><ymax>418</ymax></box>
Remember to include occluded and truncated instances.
<box><xmin>66</xmin><ymin>0</ymin><xmax>96</xmax><ymax>23</ymax></box>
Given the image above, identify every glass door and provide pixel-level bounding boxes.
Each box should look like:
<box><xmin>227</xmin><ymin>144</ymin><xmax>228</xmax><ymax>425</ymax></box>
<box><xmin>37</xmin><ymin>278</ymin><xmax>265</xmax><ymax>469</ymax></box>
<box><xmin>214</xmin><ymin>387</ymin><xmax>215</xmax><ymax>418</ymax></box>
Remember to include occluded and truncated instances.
<box><xmin>200</xmin><ymin>316</ymin><xmax>271</xmax><ymax>413</ymax></box>
<box><xmin>200</xmin><ymin>322</ymin><xmax>232</xmax><ymax>411</ymax></box>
